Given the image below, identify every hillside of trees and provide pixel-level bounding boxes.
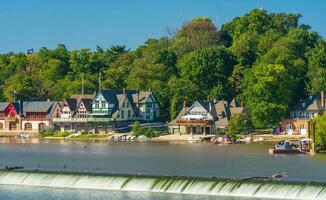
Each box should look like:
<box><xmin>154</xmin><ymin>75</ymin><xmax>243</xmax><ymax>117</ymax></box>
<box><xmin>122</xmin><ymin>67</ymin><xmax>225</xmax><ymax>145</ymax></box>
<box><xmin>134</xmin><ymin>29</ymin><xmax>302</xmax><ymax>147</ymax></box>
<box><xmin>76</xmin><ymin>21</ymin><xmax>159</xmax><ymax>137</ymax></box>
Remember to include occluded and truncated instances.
<box><xmin>1</xmin><ymin>9</ymin><xmax>325</xmax><ymax>128</ymax></box>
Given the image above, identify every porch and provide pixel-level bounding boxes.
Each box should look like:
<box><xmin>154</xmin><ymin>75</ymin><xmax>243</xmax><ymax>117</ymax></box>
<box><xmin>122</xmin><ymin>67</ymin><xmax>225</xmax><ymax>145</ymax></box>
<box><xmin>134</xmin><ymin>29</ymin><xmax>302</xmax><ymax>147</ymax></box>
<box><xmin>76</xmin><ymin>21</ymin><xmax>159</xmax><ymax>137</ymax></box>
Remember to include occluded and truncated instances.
<box><xmin>175</xmin><ymin>119</ymin><xmax>214</xmax><ymax>135</ymax></box>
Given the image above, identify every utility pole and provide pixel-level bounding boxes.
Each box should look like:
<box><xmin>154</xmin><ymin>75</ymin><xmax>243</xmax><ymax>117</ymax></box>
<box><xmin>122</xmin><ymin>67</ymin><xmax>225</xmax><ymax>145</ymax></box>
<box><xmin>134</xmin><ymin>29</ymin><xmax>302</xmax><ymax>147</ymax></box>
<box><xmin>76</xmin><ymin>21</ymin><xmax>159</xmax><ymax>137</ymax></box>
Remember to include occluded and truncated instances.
<box><xmin>98</xmin><ymin>71</ymin><xmax>101</xmax><ymax>92</ymax></box>
<box><xmin>82</xmin><ymin>73</ymin><xmax>84</xmax><ymax>96</ymax></box>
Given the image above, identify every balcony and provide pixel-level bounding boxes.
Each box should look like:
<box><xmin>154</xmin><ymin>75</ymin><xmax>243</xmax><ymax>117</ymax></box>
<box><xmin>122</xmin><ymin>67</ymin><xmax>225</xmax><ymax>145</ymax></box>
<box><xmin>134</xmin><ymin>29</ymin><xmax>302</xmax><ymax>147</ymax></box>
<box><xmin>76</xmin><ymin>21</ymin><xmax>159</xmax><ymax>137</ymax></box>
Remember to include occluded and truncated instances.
<box><xmin>52</xmin><ymin>118</ymin><xmax>88</xmax><ymax>123</ymax></box>
<box><xmin>176</xmin><ymin>119</ymin><xmax>213</xmax><ymax>126</ymax></box>
<box><xmin>87</xmin><ymin>118</ymin><xmax>112</xmax><ymax>123</ymax></box>
<box><xmin>5</xmin><ymin>116</ymin><xmax>17</xmax><ymax>121</ymax></box>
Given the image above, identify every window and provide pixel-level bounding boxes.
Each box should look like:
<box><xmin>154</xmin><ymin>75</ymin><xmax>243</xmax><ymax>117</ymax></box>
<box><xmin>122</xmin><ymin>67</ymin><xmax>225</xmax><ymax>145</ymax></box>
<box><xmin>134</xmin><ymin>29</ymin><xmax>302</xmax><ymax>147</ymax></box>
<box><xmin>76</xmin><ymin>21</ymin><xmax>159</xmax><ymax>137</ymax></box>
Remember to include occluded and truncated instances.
<box><xmin>146</xmin><ymin>116</ymin><xmax>151</xmax><ymax>120</ymax></box>
<box><xmin>306</xmin><ymin>112</ymin><xmax>310</xmax><ymax>119</ymax></box>
<box><xmin>123</xmin><ymin>102</ymin><xmax>126</xmax><ymax>108</ymax></box>
<box><xmin>312</xmin><ymin>112</ymin><xmax>315</xmax><ymax>118</ymax></box>
<box><xmin>293</xmin><ymin>112</ymin><xmax>297</xmax><ymax>119</ymax></box>
<box><xmin>128</xmin><ymin>110</ymin><xmax>131</xmax><ymax>118</ymax></box>
<box><xmin>286</xmin><ymin>124</ymin><xmax>293</xmax><ymax>130</ymax></box>
<box><xmin>95</xmin><ymin>101</ymin><xmax>99</xmax><ymax>108</ymax></box>
<box><xmin>299</xmin><ymin>112</ymin><xmax>303</xmax><ymax>119</ymax></box>
<box><xmin>25</xmin><ymin>123</ymin><xmax>32</xmax><ymax>131</ymax></box>
<box><xmin>146</xmin><ymin>109</ymin><xmax>150</xmax><ymax>113</ymax></box>
<box><xmin>127</xmin><ymin>102</ymin><xmax>129</xmax><ymax>108</ymax></box>
<box><xmin>121</xmin><ymin>110</ymin><xmax>124</xmax><ymax>119</ymax></box>
<box><xmin>101</xmin><ymin>101</ymin><xmax>106</xmax><ymax>108</ymax></box>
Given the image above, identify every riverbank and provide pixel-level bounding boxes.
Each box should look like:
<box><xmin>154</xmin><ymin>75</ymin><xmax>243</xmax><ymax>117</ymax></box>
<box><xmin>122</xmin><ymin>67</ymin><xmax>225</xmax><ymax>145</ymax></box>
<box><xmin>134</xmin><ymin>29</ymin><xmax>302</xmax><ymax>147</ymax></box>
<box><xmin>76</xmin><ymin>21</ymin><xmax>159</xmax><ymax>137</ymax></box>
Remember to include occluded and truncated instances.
<box><xmin>0</xmin><ymin>131</ymin><xmax>307</xmax><ymax>143</ymax></box>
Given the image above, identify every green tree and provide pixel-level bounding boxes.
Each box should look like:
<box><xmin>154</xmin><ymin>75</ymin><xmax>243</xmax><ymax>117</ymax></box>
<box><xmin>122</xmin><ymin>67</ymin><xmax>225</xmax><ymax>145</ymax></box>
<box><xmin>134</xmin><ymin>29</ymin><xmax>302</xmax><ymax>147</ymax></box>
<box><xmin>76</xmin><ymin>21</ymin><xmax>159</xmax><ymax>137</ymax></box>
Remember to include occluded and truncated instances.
<box><xmin>226</xmin><ymin>112</ymin><xmax>252</xmax><ymax>134</ymax></box>
<box><xmin>306</xmin><ymin>39</ymin><xmax>326</xmax><ymax>94</ymax></box>
<box><xmin>173</xmin><ymin>17</ymin><xmax>227</xmax><ymax>55</ymax></box>
<box><xmin>241</xmin><ymin>64</ymin><xmax>295</xmax><ymax>128</ymax></box>
<box><xmin>315</xmin><ymin>113</ymin><xmax>326</xmax><ymax>148</ymax></box>
<box><xmin>178</xmin><ymin>46</ymin><xmax>236</xmax><ymax>99</ymax></box>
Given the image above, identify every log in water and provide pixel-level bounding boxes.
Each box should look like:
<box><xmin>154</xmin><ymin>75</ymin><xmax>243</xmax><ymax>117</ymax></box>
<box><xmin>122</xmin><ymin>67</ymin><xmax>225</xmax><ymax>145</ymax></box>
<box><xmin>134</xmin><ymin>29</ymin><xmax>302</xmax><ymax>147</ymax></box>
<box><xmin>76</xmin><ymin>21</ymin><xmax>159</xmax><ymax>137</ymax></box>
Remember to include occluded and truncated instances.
<box><xmin>0</xmin><ymin>170</ymin><xmax>325</xmax><ymax>200</ymax></box>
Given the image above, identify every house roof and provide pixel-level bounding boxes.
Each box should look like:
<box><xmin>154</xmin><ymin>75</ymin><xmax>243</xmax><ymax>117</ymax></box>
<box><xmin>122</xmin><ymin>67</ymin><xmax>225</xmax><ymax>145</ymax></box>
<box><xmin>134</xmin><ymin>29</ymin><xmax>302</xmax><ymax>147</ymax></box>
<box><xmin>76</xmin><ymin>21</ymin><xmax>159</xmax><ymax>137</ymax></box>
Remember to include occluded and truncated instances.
<box><xmin>23</xmin><ymin>101</ymin><xmax>54</xmax><ymax>113</ymax></box>
<box><xmin>169</xmin><ymin>98</ymin><xmax>245</xmax><ymax>128</ymax></box>
<box><xmin>98</xmin><ymin>89</ymin><xmax>154</xmax><ymax>119</ymax></box>
<box><xmin>168</xmin><ymin>107</ymin><xmax>189</xmax><ymax>126</ymax></box>
<box><xmin>291</xmin><ymin>95</ymin><xmax>323</xmax><ymax>111</ymax></box>
<box><xmin>0</xmin><ymin>102</ymin><xmax>9</xmax><ymax>111</ymax></box>
<box><xmin>70</xmin><ymin>93</ymin><xmax>95</xmax><ymax>100</ymax></box>
<box><xmin>66</xmin><ymin>98</ymin><xmax>77</xmax><ymax>112</ymax></box>
<box><xmin>80</xmin><ymin>98</ymin><xmax>92</xmax><ymax>112</ymax></box>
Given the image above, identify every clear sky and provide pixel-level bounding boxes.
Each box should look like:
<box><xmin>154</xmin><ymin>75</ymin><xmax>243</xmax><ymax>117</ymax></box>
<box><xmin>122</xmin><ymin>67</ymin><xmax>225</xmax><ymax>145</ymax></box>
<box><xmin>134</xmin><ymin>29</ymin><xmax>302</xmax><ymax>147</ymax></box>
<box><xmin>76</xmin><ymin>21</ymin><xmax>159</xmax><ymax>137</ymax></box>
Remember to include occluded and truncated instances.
<box><xmin>0</xmin><ymin>0</ymin><xmax>324</xmax><ymax>53</ymax></box>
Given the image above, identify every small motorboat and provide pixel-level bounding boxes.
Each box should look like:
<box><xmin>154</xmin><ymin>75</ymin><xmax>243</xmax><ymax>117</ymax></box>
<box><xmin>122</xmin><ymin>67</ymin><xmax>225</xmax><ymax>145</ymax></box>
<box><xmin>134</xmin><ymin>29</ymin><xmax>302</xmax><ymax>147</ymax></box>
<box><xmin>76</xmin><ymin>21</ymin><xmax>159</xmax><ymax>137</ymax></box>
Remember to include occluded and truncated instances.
<box><xmin>269</xmin><ymin>140</ymin><xmax>301</xmax><ymax>154</ymax></box>
<box><xmin>212</xmin><ymin>135</ymin><xmax>235</xmax><ymax>144</ymax></box>
<box><xmin>187</xmin><ymin>136</ymin><xmax>202</xmax><ymax>143</ymax></box>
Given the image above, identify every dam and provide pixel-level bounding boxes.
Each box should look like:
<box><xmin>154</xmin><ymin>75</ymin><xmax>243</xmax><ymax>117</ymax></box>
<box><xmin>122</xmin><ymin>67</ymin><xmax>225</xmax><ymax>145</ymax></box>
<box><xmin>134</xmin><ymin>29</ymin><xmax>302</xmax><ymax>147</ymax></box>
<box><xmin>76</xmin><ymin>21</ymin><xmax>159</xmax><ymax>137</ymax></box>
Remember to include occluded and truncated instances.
<box><xmin>0</xmin><ymin>170</ymin><xmax>326</xmax><ymax>200</ymax></box>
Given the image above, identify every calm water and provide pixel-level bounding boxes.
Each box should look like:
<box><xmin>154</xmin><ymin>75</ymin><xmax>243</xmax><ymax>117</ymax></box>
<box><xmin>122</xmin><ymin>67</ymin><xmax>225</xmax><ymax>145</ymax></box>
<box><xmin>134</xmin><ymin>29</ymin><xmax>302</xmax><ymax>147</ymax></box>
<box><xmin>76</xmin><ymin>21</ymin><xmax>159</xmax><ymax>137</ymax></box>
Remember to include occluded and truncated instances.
<box><xmin>1</xmin><ymin>139</ymin><xmax>326</xmax><ymax>200</ymax></box>
<box><xmin>0</xmin><ymin>185</ymin><xmax>270</xmax><ymax>200</ymax></box>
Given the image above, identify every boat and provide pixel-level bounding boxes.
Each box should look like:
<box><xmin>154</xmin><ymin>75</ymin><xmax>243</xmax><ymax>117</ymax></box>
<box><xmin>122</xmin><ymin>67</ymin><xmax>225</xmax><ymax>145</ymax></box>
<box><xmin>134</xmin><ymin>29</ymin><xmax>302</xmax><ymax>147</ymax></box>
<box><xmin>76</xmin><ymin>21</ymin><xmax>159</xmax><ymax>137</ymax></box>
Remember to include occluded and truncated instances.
<box><xmin>211</xmin><ymin>135</ymin><xmax>235</xmax><ymax>144</ymax></box>
<box><xmin>187</xmin><ymin>136</ymin><xmax>202</xmax><ymax>143</ymax></box>
<box><xmin>269</xmin><ymin>140</ymin><xmax>301</xmax><ymax>154</ymax></box>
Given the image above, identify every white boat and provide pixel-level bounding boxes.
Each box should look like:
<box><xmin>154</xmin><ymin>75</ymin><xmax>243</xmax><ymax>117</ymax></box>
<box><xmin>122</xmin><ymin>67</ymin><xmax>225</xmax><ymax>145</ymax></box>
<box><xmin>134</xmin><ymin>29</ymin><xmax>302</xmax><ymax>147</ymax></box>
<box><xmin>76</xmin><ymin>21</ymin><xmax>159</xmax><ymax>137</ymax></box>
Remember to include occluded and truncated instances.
<box><xmin>187</xmin><ymin>136</ymin><xmax>202</xmax><ymax>142</ymax></box>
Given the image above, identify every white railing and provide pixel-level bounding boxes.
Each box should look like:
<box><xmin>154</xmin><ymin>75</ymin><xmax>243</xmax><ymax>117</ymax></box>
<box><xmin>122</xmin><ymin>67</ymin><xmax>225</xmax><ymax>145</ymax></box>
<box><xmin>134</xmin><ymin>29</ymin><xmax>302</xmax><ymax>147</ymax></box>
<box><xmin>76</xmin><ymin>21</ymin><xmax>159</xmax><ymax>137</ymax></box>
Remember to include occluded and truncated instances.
<box><xmin>52</xmin><ymin>118</ymin><xmax>88</xmax><ymax>123</ymax></box>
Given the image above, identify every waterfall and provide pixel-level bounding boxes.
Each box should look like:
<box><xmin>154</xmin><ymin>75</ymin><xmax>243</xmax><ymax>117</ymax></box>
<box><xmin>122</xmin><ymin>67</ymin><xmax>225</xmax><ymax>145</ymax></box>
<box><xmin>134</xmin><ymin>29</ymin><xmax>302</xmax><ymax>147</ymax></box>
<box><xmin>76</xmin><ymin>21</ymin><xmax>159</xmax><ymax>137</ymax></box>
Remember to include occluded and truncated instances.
<box><xmin>0</xmin><ymin>170</ymin><xmax>325</xmax><ymax>199</ymax></box>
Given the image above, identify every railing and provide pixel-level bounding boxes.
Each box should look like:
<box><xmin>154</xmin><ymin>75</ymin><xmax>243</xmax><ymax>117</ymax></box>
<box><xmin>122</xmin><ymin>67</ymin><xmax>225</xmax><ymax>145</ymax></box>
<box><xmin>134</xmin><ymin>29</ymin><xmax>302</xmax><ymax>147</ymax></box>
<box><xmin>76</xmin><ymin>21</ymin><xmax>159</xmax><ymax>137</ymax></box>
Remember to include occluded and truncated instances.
<box><xmin>52</xmin><ymin>118</ymin><xmax>88</xmax><ymax>123</ymax></box>
<box><xmin>176</xmin><ymin>119</ymin><xmax>213</xmax><ymax>126</ymax></box>
<box><xmin>87</xmin><ymin>118</ymin><xmax>112</xmax><ymax>123</ymax></box>
<box><xmin>5</xmin><ymin>117</ymin><xmax>16</xmax><ymax>121</ymax></box>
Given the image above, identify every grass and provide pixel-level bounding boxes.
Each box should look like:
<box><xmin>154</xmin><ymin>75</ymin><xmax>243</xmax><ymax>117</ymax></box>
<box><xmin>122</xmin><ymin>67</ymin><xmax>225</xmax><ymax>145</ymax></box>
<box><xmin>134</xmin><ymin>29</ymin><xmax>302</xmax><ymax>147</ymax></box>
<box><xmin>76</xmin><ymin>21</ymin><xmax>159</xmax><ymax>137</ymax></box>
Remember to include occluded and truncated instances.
<box><xmin>41</xmin><ymin>130</ymin><xmax>71</xmax><ymax>138</ymax></box>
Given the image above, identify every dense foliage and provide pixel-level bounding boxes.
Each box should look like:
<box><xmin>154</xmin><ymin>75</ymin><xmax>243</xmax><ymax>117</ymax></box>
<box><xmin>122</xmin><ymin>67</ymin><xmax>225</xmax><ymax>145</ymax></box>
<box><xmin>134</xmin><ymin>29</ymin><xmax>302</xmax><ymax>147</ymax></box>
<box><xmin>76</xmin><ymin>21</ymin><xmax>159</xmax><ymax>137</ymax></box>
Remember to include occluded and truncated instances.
<box><xmin>314</xmin><ymin>113</ymin><xmax>326</xmax><ymax>148</ymax></box>
<box><xmin>226</xmin><ymin>112</ymin><xmax>252</xmax><ymax>134</ymax></box>
<box><xmin>1</xmin><ymin>9</ymin><xmax>325</xmax><ymax>127</ymax></box>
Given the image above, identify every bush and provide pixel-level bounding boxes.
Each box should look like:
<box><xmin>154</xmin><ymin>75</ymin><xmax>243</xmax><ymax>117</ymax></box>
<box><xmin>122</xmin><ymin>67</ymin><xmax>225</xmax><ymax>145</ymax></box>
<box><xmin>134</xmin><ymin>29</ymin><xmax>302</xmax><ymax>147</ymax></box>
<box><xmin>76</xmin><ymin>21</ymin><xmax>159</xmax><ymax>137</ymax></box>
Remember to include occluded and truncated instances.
<box><xmin>226</xmin><ymin>112</ymin><xmax>252</xmax><ymax>134</ymax></box>
<box><xmin>132</xmin><ymin>121</ymin><xmax>156</xmax><ymax>138</ymax></box>
<box><xmin>40</xmin><ymin>130</ymin><xmax>70</xmax><ymax>138</ymax></box>
<box><xmin>132</xmin><ymin>121</ymin><xmax>141</xmax><ymax>137</ymax></box>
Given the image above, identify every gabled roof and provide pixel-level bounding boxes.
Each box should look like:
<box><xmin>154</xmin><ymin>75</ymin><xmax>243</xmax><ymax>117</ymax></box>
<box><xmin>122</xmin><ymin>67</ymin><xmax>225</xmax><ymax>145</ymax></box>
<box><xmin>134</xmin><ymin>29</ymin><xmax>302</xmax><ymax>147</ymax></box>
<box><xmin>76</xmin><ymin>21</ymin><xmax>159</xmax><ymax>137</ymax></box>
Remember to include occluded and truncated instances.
<box><xmin>132</xmin><ymin>91</ymin><xmax>152</xmax><ymax>104</ymax></box>
<box><xmin>80</xmin><ymin>98</ymin><xmax>92</xmax><ymax>112</ymax></box>
<box><xmin>169</xmin><ymin>98</ymin><xmax>245</xmax><ymax>128</ymax></box>
<box><xmin>65</xmin><ymin>98</ymin><xmax>77</xmax><ymax>112</ymax></box>
<box><xmin>0</xmin><ymin>102</ymin><xmax>9</xmax><ymax>112</ymax></box>
<box><xmin>23</xmin><ymin>101</ymin><xmax>54</xmax><ymax>113</ymax></box>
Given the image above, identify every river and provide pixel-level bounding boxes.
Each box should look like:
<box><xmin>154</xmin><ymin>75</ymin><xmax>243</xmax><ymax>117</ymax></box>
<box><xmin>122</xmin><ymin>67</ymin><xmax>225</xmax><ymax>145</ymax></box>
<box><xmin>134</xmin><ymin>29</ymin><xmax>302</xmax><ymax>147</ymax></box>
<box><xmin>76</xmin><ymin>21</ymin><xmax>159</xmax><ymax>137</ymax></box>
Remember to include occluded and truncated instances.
<box><xmin>0</xmin><ymin>139</ymin><xmax>326</xmax><ymax>200</ymax></box>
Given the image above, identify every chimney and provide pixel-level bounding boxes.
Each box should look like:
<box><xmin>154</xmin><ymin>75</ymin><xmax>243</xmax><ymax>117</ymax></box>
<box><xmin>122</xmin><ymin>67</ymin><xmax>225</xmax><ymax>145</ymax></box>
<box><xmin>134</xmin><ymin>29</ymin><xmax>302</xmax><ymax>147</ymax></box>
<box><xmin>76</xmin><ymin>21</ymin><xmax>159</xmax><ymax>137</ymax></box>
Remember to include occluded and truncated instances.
<box><xmin>123</xmin><ymin>88</ymin><xmax>126</xmax><ymax>94</ymax></box>
<box><xmin>207</xmin><ymin>95</ymin><xmax>210</xmax><ymax>101</ymax></box>
<box><xmin>321</xmin><ymin>91</ymin><xmax>325</xmax><ymax>109</ymax></box>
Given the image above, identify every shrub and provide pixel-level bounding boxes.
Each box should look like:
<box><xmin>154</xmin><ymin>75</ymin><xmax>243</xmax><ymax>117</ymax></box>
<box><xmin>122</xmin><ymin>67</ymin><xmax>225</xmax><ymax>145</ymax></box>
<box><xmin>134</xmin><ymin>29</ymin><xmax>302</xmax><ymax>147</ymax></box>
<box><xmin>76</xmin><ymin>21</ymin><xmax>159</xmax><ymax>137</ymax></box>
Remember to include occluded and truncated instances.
<box><xmin>226</xmin><ymin>112</ymin><xmax>252</xmax><ymax>134</ymax></box>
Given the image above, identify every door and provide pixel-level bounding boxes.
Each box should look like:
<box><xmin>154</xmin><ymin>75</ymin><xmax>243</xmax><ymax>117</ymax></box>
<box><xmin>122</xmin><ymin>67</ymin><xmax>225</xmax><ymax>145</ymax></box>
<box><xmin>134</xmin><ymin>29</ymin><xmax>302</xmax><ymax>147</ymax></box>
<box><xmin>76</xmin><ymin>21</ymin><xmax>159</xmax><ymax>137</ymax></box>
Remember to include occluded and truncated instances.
<box><xmin>25</xmin><ymin>123</ymin><xmax>32</xmax><ymax>131</ymax></box>
<box><xmin>38</xmin><ymin>123</ymin><xmax>46</xmax><ymax>132</ymax></box>
<box><xmin>286</xmin><ymin>124</ymin><xmax>293</xmax><ymax>135</ymax></box>
<box><xmin>299</xmin><ymin>125</ymin><xmax>307</xmax><ymax>135</ymax></box>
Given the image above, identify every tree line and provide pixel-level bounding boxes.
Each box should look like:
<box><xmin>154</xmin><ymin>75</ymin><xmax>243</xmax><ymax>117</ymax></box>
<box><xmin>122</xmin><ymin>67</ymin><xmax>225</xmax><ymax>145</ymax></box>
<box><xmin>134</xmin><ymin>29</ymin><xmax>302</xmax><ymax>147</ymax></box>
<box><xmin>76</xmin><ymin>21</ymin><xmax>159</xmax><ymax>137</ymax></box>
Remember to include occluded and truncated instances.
<box><xmin>1</xmin><ymin>9</ymin><xmax>325</xmax><ymax>128</ymax></box>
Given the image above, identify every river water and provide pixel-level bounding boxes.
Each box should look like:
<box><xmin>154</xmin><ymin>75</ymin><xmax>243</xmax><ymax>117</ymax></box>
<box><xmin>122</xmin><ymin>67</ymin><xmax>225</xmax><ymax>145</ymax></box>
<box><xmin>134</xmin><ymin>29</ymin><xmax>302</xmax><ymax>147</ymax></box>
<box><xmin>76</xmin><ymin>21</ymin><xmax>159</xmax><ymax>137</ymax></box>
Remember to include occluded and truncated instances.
<box><xmin>1</xmin><ymin>139</ymin><xmax>326</xmax><ymax>200</ymax></box>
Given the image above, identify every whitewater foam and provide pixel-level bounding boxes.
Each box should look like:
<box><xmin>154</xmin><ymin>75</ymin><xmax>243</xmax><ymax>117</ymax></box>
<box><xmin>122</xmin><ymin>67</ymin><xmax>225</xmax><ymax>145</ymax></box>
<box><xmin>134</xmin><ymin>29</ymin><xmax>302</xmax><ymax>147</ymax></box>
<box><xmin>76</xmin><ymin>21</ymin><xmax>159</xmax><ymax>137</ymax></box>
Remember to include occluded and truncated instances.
<box><xmin>0</xmin><ymin>171</ymin><xmax>325</xmax><ymax>199</ymax></box>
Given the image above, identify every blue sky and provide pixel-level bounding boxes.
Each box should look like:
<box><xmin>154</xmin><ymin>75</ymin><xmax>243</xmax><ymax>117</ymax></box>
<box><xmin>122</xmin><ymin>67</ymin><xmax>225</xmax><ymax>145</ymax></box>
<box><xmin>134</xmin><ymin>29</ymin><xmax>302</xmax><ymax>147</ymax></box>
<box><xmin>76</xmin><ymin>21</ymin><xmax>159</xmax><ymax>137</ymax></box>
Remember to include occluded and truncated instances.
<box><xmin>0</xmin><ymin>0</ymin><xmax>324</xmax><ymax>53</ymax></box>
